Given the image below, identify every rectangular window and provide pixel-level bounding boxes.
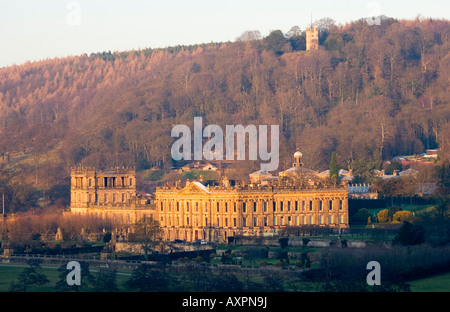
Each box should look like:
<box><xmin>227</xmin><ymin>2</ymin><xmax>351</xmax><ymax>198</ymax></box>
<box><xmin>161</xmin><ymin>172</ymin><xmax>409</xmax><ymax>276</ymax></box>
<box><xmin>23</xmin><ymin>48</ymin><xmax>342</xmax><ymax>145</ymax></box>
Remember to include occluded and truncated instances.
<box><xmin>309</xmin><ymin>201</ymin><xmax>313</xmax><ymax>211</ymax></box>
<box><xmin>129</xmin><ymin>178</ymin><xmax>133</xmax><ymax>186</ymax></box>
<box><xmin>264</xmin><ymin>217</ymin><xmax>267</xmax><ymax>226</ymax></box>
<box><xmin>273</xmin><ymin>202</ymin><xmax>276</xmax><ymax>212</ymax></box>
<box><xmin>243</xmin><ymin>202</ymin><xmax>246</xmax><ymax>213</ymax></box>
<box><xmin>187</xmin><ymin>217</ymin><xmax>189</xmax><ymax>225</ymax></box>
<box><xmin>339</xmin><ymin>200</ymin><xmax>343</xmax><ymax>210</ymax></box>
<box><xmin>122</xmin><ymin>193</ymin><xmax>125</xmax><ymax>202</ymax></box>
<box><xmin>196</xmin><ymin>202</ymin><xmax>199</xmax><ymax>212</ymax></box>
<box><xmin>186</xmin><ymin>202</ymin><xmax>189</xmax><ymax>212</ymax></box>
<box><xmin>217</xmin><ymin>217</ymin><xmax>220</xmax><ymax>226</ymax></box>
<box><xmin>280</xmin><ymin>201</ymin><xmax>284</xmax><ymax>212</ymax></box>
<box><xmin>234</xmin><ymin>202</ymin><xmax>237</xmax><ymax>212</ymax></box>
<box><xmin>243</xmin><ymin>218</ymin><xmax>246</xmax><ymax>227</ymax></box>
<box><xmin>177</xmin><ymin>202</ymin><xmax>179</xmax><ymax>212</ymax></box>
<box><xmin>264</xmin><ymin>202</ymin><xmax>267</xmax><ymax>212</ymax></box>
<box><xmin>330</xmin><ymin>200</ymin><xmax>333</xmax><ymax>210</ymax></box>
<box><xmin>217</xmin><ymin>202</ymin><xmax>220</xmax><ymax>212</ymax></box>
<box><xmin>89</xmin><ymin>179</ymin><xmax>92</xmax><ymax>187</ymax></box>
<box><xmin>319</xmin><ymin>201</ymin><xmax>323</xmax><ymax>211</ymax></box>
<box><xmin>253</xmin><ymin>202</ymin><xmax>257</xmax><ymax>212</ymax></box>
<box><xmin>288</xmin><ymin>201</ymin><xmax>291</xmax><ymax>211</ymax></box>
<box><xmin>253</xmin><ymin>217</ymin><xmax>257</xmax><ymax>227</ymax></box>
<box><xmin>302</xmin><ymin>201</ymin><xmax>305</xmax><ymax>211</ymax></box>
<box><xmin>225</xmin><ymin>218</ymin><xmax>228</xmax><ymax>227</ymax></box>
<box><xmin>233</xmin><ymin>218</ymin><xmax>237</xmax><ymax>227</ymax></box>
<box><xmin>160</xmin><ymin>202</ymin><xmax>163</xmax><ymax>211</ymax></box>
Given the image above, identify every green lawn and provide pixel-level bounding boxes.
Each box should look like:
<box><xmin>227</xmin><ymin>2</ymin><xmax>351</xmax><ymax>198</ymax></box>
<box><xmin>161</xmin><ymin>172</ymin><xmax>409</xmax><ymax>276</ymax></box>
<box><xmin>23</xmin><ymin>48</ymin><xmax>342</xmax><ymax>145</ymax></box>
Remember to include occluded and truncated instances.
<box><xmin>408</xmin><ymin>272</ymin><xmax>450</xmax><ymax>292</ymax></box>
<box><xmin>4</xmin><ymin>261</ymin><xmax>447</xmax><ymax>292</ymax></box>
<box><xmin>0</xmin><ymin>264</ymin><xmax>62</xmax><ymax>292</ymax></box>
<box><xmin>0</xmin><ymin>263</ymin><xmax>131</xmax><ymax>292</ymax></box>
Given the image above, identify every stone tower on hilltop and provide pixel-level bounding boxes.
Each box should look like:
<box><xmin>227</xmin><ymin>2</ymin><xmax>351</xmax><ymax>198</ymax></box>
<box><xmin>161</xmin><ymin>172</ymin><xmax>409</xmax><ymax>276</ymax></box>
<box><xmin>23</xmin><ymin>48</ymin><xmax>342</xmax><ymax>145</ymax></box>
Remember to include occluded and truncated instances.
<box><xmin>306</xmin><ymin>25</ymin><xmax>319</xmax><ymax>51</ymax></box>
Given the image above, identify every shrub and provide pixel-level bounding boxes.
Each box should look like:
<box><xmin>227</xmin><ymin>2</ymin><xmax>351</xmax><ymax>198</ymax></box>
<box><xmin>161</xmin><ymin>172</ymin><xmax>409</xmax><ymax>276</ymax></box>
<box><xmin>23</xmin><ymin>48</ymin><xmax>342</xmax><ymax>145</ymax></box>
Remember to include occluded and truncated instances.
<box><xmin>300</xmin><ymin>252</ymin><xmax>308</xmax><ymax>262</ymax></box>
<box><xmin>392</xmin><ymin>211</ymin><xmax>414</xmax><ymax>223</ymax></box>
<box><xmin>103</xmin><ymin>232</ymin><xmax>112</xmax><ymax>243</ymax></box>
<box><xmin>393</xmin><ymin>221</ymin><xmax>425</xmax><ymax>246</ymax></box>
<box><xmin>294</xmin><ymin>260</ymin><xmax>304</xmax><ymax>267</ymax></box>
<box><xmin>353</xmin><ymin>208</ymin><xmax>372</xmax><ymax>223</ymax></box>
<box><xmin>279</xmin><ymin>237</ymin><xmax>289</xmax><ymax>249</ymax></box>
<box><xmin>377</xmin><ymin>209</ymin><xmax>389</xmax><ymax>223</ymax></box>
<box><xmin>388</xmin><ymin>206</ymin><xmax>402</xmax><ymax>221</ymax></box>
<box><xmin>385</xmin><ymin>161</ymin><xmax>402</xmax><ymax>175</ymax></box>
<box><xmin>302</xmin><ymin>238</ymin><xmax>310</xmax><ymax>249</ymax></box>
<box><xmin>209</xmin><ymin>253</ymin><xmax>217</xmax><ymax>259</ymax></box>
<box><xmin>259</xmin><ymin>260</ymin><xmax>268</xmax><ymax>266</ymax></box>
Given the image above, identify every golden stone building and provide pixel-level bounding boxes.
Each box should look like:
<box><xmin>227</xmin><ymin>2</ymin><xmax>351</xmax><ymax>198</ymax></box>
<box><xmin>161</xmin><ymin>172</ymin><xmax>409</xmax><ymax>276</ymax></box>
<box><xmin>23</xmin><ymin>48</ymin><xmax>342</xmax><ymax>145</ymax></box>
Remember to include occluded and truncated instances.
<box><xmin>70</xmin><ymin>167</ymin><xmax>153</xmax><ymax>225</ymax></box>
<box><xmin>154</xmin><ymin>152</ymin><xmax>349</xmax><ymax>243</ymax></box>
<box><xmin>70</xmin><ymin>153</ymin><xmax>349</xmax><ymax>243</ymax></box>
<box><xmin>155</xmin><ymin>179</ymin><xmax>349</xmax><ymax>243</ymax></box>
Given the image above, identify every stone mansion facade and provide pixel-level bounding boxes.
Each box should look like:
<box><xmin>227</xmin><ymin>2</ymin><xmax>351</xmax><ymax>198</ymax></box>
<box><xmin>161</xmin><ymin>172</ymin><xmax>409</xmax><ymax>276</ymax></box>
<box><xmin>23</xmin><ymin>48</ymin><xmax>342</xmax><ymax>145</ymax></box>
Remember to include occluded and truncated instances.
<box><xmin>154</xmin><ymin>179</ymin><xmax>349</xmax><ymax>242</ymax></box>
<box><xmin>70</xmin><ymin>153</ymin><xmax>349</xmax><ymax>243</ymax></box>
<box><xmin>70</xmin><ymin>167</ymin><xmax>153</xmax><ymax>225</ymax></box>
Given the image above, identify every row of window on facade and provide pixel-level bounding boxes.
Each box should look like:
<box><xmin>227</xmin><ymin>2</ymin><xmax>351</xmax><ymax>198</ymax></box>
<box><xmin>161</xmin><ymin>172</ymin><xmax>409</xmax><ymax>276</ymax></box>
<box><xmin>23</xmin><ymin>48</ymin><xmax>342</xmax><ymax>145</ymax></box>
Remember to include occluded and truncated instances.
<box><xmin>160</xmin><ymin>214</ymin><xmax>346</xmax><ymax>227</ymax></box>
<box><xmin>73</xmin><ymin>211</ymin><xmax>134</xmax><ymax>223</ymax></box>
<box><xmin>74</xmin><ymin>192</ymin><xmax>132</xmax><ymax>203</ymax></box>
<box><xmin>74</xmin><ymin>177</ymin><xmax>134</xmax><ymax>188</ymax></box>
<box><xmin>159</xmin><ymin>199</ymin><xmax>344</xmax><ymax>213</ymax></box>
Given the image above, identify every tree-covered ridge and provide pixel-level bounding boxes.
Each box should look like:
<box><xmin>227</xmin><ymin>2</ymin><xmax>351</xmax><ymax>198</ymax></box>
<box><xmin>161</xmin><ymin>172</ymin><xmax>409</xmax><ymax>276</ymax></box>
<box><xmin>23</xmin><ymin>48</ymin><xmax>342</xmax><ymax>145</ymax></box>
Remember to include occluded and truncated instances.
<box><xmin>0</xmin><ymin>17</ymin><xmax>449</xmax><ymax>211</ymax></box>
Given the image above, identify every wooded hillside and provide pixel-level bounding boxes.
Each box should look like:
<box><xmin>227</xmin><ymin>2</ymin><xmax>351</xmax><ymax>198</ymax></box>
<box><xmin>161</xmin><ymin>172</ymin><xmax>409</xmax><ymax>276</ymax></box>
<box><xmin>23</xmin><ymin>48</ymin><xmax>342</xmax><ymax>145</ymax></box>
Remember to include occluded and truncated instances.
<box><xmin>0</xmin><ymin>16</ymin><xmax>449</xmax><ymax>211</ymax></box>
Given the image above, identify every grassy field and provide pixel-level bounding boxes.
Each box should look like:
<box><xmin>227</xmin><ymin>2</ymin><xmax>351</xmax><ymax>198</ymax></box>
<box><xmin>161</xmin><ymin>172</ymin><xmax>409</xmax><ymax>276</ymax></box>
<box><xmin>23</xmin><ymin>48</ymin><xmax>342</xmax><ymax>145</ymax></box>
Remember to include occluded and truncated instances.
<box><xmin>408</xmin><ymin>272</ymin><xmax>450</xmax><ymax>292</ymax></box>
<box><xmin>0</xmin><ymin>264</ymin><xmax>131</xmax><ymax>292</ymax></box>
<box><xmin>0</xmin><ymin>264</ymin><xmax>63</xmax><ymax>292</ymax></box>
<box><xmin>1</xmin><ymin>262</ymin><xmax>449</xmax><ymax>292</ymax></box>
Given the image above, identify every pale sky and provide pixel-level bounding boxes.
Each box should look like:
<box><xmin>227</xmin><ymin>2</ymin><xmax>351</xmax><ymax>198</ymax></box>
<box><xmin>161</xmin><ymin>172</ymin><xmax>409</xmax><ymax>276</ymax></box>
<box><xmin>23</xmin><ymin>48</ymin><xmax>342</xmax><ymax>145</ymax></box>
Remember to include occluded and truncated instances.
<box><xmin>0</xmin><ymin>0</ymin><xmax>448</xmax><ymax>68</ymax></box>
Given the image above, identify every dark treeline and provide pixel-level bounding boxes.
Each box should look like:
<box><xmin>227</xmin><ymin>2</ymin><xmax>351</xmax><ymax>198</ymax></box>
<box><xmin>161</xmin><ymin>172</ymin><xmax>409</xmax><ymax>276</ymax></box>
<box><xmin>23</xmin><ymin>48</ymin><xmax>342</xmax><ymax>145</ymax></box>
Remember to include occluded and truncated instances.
<box><xmin>0</xmin><ymin>17</ymin><xmax>450</xmax><ymax>212</ymax></box>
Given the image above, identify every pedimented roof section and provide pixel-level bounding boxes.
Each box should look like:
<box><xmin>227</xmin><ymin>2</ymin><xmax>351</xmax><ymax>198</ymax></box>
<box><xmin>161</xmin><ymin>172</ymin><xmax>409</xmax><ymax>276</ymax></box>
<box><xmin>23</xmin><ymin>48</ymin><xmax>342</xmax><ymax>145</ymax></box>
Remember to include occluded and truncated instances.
<box><xmin>179</xmin><ymin>181</ymin><xmax>211</xmax><ymax>194</ymax></box>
